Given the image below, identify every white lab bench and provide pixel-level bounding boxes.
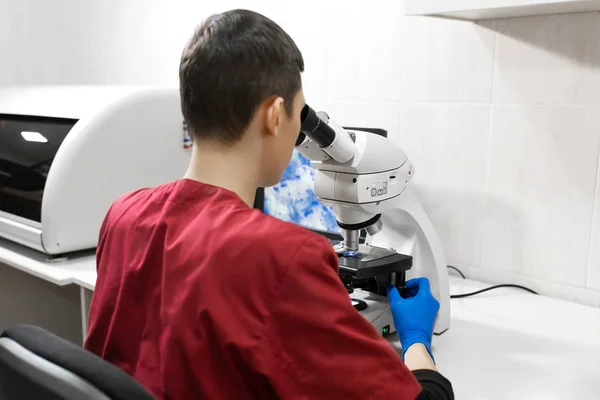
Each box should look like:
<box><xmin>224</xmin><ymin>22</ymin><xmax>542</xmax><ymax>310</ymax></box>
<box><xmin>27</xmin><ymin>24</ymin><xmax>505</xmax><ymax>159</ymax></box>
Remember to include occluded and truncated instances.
<box><xmin>416</xmin><ymin>279</ymin><xmax>600</xmax><ymax>399</ymax></box>
<box><xmin>0</xmin><ymin>238</ymin><xmax>599</xmax><ymax>399</ymax></box>
<box><xmin>0</xmin><ymin>238</ymin><xmax>96</xmax><ymax>343</ymax></box>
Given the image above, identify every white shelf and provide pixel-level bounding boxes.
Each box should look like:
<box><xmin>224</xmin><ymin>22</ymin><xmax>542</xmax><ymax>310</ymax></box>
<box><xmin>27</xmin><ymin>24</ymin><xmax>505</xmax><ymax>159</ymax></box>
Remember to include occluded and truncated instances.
<box><xmin>406</xmin><ymin>0</ymin><xmax>600</xmax><ymax>20</ymax></box>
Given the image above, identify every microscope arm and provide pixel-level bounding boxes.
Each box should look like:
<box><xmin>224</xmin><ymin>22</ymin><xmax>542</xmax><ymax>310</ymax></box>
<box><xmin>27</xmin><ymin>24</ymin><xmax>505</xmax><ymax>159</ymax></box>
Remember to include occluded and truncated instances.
<box><xmin>367</xmin><ymin>187</ymin><xmax>450</xmax><ymax>335</ymax></box>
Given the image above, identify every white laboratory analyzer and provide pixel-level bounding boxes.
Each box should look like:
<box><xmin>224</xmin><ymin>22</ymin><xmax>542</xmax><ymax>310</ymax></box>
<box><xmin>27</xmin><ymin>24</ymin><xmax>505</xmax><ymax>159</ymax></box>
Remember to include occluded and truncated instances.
<box><xmin>0</xmin><ymin>86</ymin><xmax>190</xmax><ymax>256</ymax></box>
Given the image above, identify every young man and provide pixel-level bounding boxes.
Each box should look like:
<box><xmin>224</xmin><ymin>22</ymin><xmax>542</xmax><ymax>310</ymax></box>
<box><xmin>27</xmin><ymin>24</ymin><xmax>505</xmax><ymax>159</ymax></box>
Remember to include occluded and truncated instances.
<box><xmin>84</xmin><ymin>9</ymin><xmax>454</xmax><ymax>400</ymax></box>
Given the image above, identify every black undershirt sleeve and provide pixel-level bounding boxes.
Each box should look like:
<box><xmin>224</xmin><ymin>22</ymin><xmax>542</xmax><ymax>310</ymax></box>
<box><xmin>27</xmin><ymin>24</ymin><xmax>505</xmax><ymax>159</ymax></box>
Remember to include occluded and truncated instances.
<box><xmin>412</xmin><ymin>369</ymin><xmax>454</xmax><ymax>400</ymax></box>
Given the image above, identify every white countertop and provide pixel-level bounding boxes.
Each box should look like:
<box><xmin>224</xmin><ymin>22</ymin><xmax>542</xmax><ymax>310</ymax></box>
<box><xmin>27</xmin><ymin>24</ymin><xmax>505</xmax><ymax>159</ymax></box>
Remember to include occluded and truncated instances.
<box><xmin>0</xmin><ymin>238</ymin><xmax>96</xmax><ymax>290</ymax></box>
<box><xmin>1</xmin><ymin>240</ymin><xmax>599</xmax><ymax>398</ymax></box>
<box><xmin>412</xmin><ymin>276</ymin><xmax>600</xmax><ymax>400</ymax></box>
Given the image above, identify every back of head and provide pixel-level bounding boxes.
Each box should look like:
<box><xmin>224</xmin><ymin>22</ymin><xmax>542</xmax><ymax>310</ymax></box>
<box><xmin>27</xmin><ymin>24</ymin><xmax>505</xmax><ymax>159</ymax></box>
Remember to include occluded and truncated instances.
<box><xmin>179</xmin><ymin>9</ymin><xmax>305</xmax><ymax>144</ymax></box>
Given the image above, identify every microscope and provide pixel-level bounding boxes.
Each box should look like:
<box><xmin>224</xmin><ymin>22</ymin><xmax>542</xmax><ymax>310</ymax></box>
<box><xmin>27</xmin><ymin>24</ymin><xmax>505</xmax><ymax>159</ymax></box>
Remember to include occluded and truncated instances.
<box><xmin>296</xmin><ymin>105</ymin><xmax>450</xmax><ymax>336</ymax></box>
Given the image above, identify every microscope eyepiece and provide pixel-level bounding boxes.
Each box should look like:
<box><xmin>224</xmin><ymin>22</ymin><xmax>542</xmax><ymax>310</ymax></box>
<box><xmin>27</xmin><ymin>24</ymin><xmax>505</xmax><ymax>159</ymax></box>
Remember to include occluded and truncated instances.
<box><xmin>297</xmin><ymin>104</ymin><xmax>356</xmax><ymax>164</ymax></box>
<box><xmin>300</xmin><ymin>104</ymin><xmax>336</xmax><ymax>148</ymax></box>
<box><xmin>295</xmin><ymin>131</ymin><xmax>307</xmax><ymax>147</ymax></box>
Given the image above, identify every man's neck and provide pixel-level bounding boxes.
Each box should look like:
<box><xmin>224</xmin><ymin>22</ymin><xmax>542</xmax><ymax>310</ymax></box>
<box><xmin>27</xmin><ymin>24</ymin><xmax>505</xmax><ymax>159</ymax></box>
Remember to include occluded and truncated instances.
<box><xmin>184</xmin><ymin>141</ymin><xmax>259</xmax><ymax>207</ymax></box>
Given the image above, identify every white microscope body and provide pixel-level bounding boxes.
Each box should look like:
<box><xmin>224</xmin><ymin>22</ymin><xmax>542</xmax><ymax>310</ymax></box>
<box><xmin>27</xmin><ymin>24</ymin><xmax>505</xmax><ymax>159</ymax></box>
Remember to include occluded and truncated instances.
<box><xmin>296</xmin><ymin>105</ymin><xmax>450</xmax><ymax>335</ymax></box>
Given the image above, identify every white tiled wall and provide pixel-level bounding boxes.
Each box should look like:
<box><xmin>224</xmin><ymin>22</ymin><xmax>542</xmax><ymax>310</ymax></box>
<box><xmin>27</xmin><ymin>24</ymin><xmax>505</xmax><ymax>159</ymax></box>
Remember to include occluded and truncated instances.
<box><xmin>484</xmin><ymin>106</ymin><xmax>599</xmax><ymax>287</ymax></box>
<box><xmin>590</xmin><ymin>177</ymin><xmax>600</xmax><ymax>291</ymax></box>
<box><xmin>401</xmin><ymin>104</ymin><xmax>490</xmax><ymax>268</ymax></box>
<box><xmin>398</xmin><ymin>12</ymin><xmax>600</xmax><ymax>306</ymax></box>
<box><xmin>2</xmin><ymin>0</ymin><xmax>600</xmax><ymax>306</ymax></box>
<box><xmin>322</xmin><ymin>2</ymin><xmax>406</xmax><ymax>103</ymax></box>
<box><xmin>401</xmin><ymin>17</ymin><xmax>496</xmax><ymax>102</ymax></box>
<box><xmin>492</xmin><ymin>14</ymin><xmax>600</xmax><ymax>105</ymax></box>
<box><xmin>403</xmin><ymin>13</ymin><xmax>600</xmax><ymax>306</ymax></box>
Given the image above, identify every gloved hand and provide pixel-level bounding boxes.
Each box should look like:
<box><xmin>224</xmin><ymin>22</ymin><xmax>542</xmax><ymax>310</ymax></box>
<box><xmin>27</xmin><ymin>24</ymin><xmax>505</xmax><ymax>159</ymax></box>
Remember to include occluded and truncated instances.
<box><xmin>387</xmin><ymin>277</ymin><xmax>439</xmax><ymax>363</ymax></box>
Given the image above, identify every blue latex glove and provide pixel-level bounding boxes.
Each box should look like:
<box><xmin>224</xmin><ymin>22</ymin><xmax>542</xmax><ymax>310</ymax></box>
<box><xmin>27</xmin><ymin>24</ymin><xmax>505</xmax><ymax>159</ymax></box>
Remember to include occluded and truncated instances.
<box><xmin>387</xmin><ymin>277</ymin><xmax>440</xmax><ymax>362</ymax></box>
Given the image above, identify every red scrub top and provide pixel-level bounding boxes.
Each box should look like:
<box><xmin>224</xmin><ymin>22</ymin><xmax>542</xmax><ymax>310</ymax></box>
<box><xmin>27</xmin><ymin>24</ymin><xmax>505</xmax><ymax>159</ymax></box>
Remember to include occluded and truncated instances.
<box><xmin>84</xmin><ymin>179</ymin><xmax>421</xmax><ymax>400</ymax></box>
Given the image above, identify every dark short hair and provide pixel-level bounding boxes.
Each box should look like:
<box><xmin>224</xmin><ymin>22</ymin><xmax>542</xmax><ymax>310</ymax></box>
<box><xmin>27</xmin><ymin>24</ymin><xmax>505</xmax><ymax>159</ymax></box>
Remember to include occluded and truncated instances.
<box><xmin>179</xmin><ymin>9</ymin><xmax>305</xmax><ymax>143</ymax></box>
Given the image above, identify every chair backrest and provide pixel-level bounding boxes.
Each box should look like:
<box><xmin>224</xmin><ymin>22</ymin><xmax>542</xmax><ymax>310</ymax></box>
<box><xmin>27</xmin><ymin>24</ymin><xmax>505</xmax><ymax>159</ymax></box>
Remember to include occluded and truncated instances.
<box><xmin>0</xmin><ymin>325</ymin><xmax>155</xmax><ymax>400</ymax></box>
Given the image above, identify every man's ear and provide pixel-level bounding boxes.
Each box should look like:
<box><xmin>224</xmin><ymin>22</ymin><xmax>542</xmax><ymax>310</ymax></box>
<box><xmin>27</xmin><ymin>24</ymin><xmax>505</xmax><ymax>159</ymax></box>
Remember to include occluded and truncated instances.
<box><xmin>264</xmin><ymin>96</ymin><xmax>285</xmax><ymax>137</ymax></box>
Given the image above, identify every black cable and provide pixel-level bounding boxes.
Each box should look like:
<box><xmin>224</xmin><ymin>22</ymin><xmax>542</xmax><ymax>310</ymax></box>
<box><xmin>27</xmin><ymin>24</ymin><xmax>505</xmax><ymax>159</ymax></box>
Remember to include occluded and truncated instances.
<box><xmin>446</xmin><ymin>265</ymin><xmax>538</xmax><ymax>298</ymax></box>
<box><xmin>447</xmin><ymin>265</ymin><xmax>465</xmax><ymax>279</ymax></box>
<box><xmin>451</xmin><ymin>284</ymin><xmax>539</xmax><ymax>299</ymax></box>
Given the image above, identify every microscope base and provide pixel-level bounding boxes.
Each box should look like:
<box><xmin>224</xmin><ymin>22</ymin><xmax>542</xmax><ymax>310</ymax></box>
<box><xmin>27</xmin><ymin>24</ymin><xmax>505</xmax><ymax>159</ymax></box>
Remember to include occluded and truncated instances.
<box><xmin>351</xmin><ymin>289</ymin><xmax>396</xmax><ymax>336</ymax></box>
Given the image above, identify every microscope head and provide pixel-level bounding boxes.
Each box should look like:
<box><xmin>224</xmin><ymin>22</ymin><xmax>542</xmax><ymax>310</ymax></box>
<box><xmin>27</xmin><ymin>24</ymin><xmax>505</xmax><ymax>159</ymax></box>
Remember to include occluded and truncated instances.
<box><xmin>296</xmin><ymin>105</ymin><xmax>415</xmax><ymax>250</ymax></box>
<box><xmin>295</xmin><ymin>105</ymin><xmax>425</xmax><ymax>298</ymax></box>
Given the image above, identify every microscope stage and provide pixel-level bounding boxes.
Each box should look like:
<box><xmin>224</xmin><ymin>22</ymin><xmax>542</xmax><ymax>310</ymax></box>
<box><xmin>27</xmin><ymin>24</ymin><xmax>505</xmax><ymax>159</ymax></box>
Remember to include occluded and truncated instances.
<box><xmin>335</xmin><ymin>244</ymin><xmax>412</xmax><ymax>279</ymax></box>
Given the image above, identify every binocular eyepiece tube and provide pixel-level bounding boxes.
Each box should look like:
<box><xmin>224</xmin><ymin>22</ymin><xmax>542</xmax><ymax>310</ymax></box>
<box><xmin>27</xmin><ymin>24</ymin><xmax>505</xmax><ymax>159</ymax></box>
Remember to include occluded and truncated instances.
<box><xmin>296</xmin><ymin>104</ymin><xmax>356</xmax><ymax>164</ymax></box>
